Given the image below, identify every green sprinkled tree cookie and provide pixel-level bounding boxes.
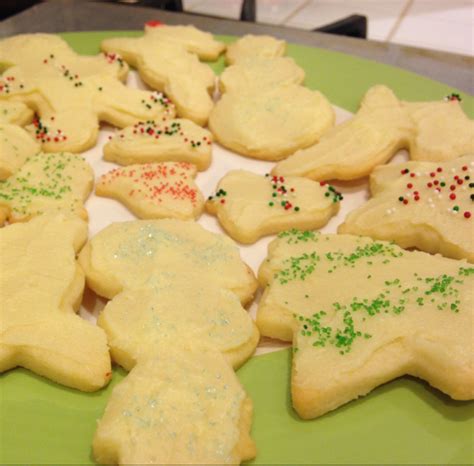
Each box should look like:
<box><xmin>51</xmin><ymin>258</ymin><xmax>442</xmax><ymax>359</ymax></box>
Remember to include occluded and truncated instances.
<box><xmin>258</xmin><ymin>230</ymin><xmax>474</xmax><ymax>419</ymax></box>
<box><xmin>206</xmin><ymin>170</ymin><xmax>341</xmax><ymax>244</ymax></box>
<box><xmin>273</xmin><ymin>85</ymin><xmax>474</xmax><ymax>180</ymax></box>
<box><xmin>79</xmin><ymin>219</ymin><xmax>258</xmax><ymax>464</ymax></box>
<box><xmin>0</xmin><ymin>123</ymin><xmax>40</xmax><ymax>180</ymax></box>
<box><xmin>101</xmin><ymin>27</ymin><xmax>219</xmax><ymax>126</ymax></box>
<box><xmin>339</xmin><ymin>155</ymin><xmax>474</xmax><ymax>262</ymax></box>
<box><xmin>0</xmin><ymin>152</ymin><xmax>93</xmax><ymax>225</ymax></box>
<box><xmin>0</xmin><ymin>34</ymin><xmax>175</xmax><ymax>153</ymax></box>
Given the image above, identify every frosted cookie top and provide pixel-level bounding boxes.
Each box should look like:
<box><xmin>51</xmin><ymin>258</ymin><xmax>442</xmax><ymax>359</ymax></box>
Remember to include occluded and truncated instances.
<box><xmin>225</xmin><ymin>34</ymin><xmax>286</xmax><ymax>65</ymax></box>
<box><xmin>79</xmin><ymin>219</ymin><xmax>258</xmax><ymax>304</ymax></box>
<box><xmin>258</xmin><ymin>231</ymin><xmax>474</xmax><ymax>418</ymax></box>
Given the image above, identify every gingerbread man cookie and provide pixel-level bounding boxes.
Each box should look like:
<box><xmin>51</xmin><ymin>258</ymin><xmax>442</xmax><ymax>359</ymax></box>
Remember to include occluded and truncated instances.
<box><xmin>0</xmin><ymin>214</ymin><xmax>111</xmax><ymax>391</ymax></box>
<box><xmin>102</xmin><ymin>29</ymin><xmax>216</xmax><ymax>126</ymax></box>
<box><xmin>103</xmin><ymin>118</ymin><xmax>212</xmax><ymax>170</ymax></box>
<box><xmin>206</xmin><ymin>170</ymin><xmax>341</xmax><ymax>243</ymax></box>
<box><xmin>0</xmin><ymin>152</ymin><xmax>93</xmax><ymax>225</ymax></box>
<box><xmin>96</xmin><ymin>162</ymin><xmax>205</xmax><ymax>220</ymax></box>
<box><xmin>0</xmin><ymin>34</ymin><xmax>175</xmax><ymax>153</ymax></box>
<box><xmin>339</xmin><ymin>155</ymin><xmax>474</xmax><ymax>262</ymax></box>
<box><xmin>273</xmin><ymin>86</ymin><xmax>474</xmax><ymax>180</ymax></box>
<box><xmin>257</xmin><ymin>230</ymin><xmax>474</xmax><ymax>419</ymax></box>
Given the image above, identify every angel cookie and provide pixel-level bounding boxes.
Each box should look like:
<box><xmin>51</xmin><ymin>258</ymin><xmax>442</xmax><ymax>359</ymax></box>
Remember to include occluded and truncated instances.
<box><xmin>209</xmin><ymin>84</ymin><xmax>334</xmax><ymax>161</ymax></box>
<box><xmin>257</xmin><ymin>230</ymin><xmax>474</xmax><ymax>419</ymax></box>
<box><xmin>225</xmin><ymin>34</ymin><xmax>286</xmax><ymax>65</ymax></box>
<box><xmin>0</xmin><ymin>101</ymin><xmax>34</xmax><ymax>126</ymax></box>
<box><xmin>80</xmin><ymin>220</ymin><xmax>258</xmax><ymax>464</ymax></box>
<box><xmin>0</xmin><ymin>123</ymin><xmax>39</xmax><ymax>180</ymax></box>
<box><xmin>273</xmin><ymin>86</ymin><xmax>474</xmax><ymax>180</ymax></box>
<box><xmin>143</xmin><ymin>21</ymin><xmax>225</xmax><ymax>61</ymax></box>
<box><xmin>96</xmin><ymin>162</ymin><xmax>204</xmax><ymax>220</ymax></box>
<box><xmin>0</xmin><ymin>152</ymin><xmax>93</xmax><ymax>225</ymax></box>
<box><xmin>0</xmin><ymin>34</ymin><xmax>175</xmax><ymax>153</ymax></box>
<box><xmin>206</xmin><ymin>170</ymin><xmax>342</xmax><ymax>243</ymax></box>
<box><xmin>0</xmin><ymin>214</ymin><xmax>111</xmax><ymax>391</ymax></box>
<box><xmin>103</xmin><ymin>118</ymin><xmax>212</xmax><ymax>170</ymax></box>
<box><xmin>219</xmin><ymin>56</ymin><xmax>305</xmax><ymax>94</ymax></box>
<box><xmin>102</xmin><ymin>31</ymin><xmax>216</xmax><ymax>126</ymax></box>
<box><xmin>339</xmin><ymin>155</ymin><xmax>474</xmax><ymax>262</ymax></box>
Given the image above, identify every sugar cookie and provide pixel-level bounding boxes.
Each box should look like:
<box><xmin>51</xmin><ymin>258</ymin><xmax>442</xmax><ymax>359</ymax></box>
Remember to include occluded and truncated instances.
<box><xmin>209</xmin><ymin>84</ymin><xmax>334</xmax><ymax>161</ymax></box>
<box><xmin>0</xmin><ymin>101</ymin><xmax>34</xmax><ymax>126</ymax></box>
<box><xmin>93</xmin><ymin>345</ymin><xmax>255</xmax><ymax>465</ymax></box>
<box><xmin>257</xmin><ymin>230</ymin><xmax>474</xmax><ymax>419</ymax></box>
<box><xmin>0</xmin><ymin>152</ymin><xmax>93</xmax><ymax>225</ymax></box>
<box><xmin>80</xmin><ymin>219</ymin><xmax>258</xmax><ymax>464</ymax></box>
<box><xmin>101</xmin><ymin>32</ymin><xmax>216</xmax><ymax>125</ymax></box>
<box><xmin>219</xmin><ymin>56</ymin><xmax>305</xmax><ymax>94</ymax></box>
<box><xmin>339</xmin><ymin>155</ymin><xmax>474</xmax><ymax>262</ymax></box>
<box><xmin>96</xmin><ymin>162</ymin><xmax>204</xmax><ymax>220</ymax></box>
<box><xmin>79</xmin><ymin>219</ymin><xmax>258</xmax><ymax>304</ymax></box>
<box><xmin>0</xmin><ymin>34</ymin><xmax>175</xmax><ymax>153</ymax></box>
<box><xmin>273</xmin><ymin>86</ymin><xmax>474</xmax><ymax>180</ymax></box>
<box><xmin>225</xmin><ymin>34</ymin><xmax>286</xmax><ymax>65</ymax></box>
<box><xmin>143</xmin><ymin>22</ymin><xmax>225</xmax><ymax>61</ymax></box>
<box><xmin>0</xmin><ymin>214</ymin><xmax>111</xmax><ymax>391</ymax></box>
<box><xmin>103</xmin><ymin>118</ymin><xmax>212</xmax><ymax>170</ymax></box>
<box><xmin>0</xmin><ymin>123</ymin><xmax>40</xmax><ymax>180</ymax></box>
<box><xmin>206</xmin><ymin>170</ymin><xmax>341</xmax><ymax>243</ymax></box>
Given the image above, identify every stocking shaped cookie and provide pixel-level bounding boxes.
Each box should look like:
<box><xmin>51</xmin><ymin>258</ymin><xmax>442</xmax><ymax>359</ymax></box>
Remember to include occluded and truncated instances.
<box><xmin>0</xmin><ymin>123</ymin><xmax>39</xmax><ymax>180</ymax></box>
<box><xmin>96</xmin><ymin>162</ymin><xmax>205</xmax><ymax>220</ymax></box>
<box><xmin>257</xmin><ymin>230</ymin><xmax>474</xmax><ymax>419</ymax></box>
<box><xmin>225</xmin><ymin>34</ymin><xmax>286</xmax><ymax>65</ymax></box>
<box><xmin>209</xmin><ymin>84</ymin><xmax>334</xmax><ymax>161</ymax></box>
<box><xmin>206</xmin><ymin>170</ymin><xmax>341</xmax><ymax>243</ymax></box>
<box><xmin>339</xmin><ymin>155</ymin><xmax>474</xmax><ymax>262</ymax></box>
<box><xmin>0</xmin><ymin>34</ymin><xmax>175</xmax><ymax>153</ymax></box>
<box><xmin>0</xmin><ymin>101</ymin><xmax>34</xmax><ymax>126</ymax></box>
<box><xmin>102</xmin><ymin>32</ymin><xmax>216</xmax><ymax>126</ymax></box>
<box><xmin>103</xmin><ymin>118</ymin><xmax>212</xmax><ymax>170</ymax></box>
<box><xmin>79</xmin><ymin>220</ymin><xmax>258</xmax><ymax>464</ymax></box>
<box><xmin>273</xmin><ymin>85</ymin><xmax>474</xmax><ymax>180</ymax></box>
<box><xmin>0</xmin><ymin>214</ymin><xmax>111</xmax><ymax>391</ymax></box>
<box><xmin>142</xmin><ymin>22</ymin><xmax>225</xmax><ymax>61</ymax></box>
<box><xmin>219</xmin><ymin>56</ymin><xmax>305</xmax><ymax>94</ymax></box>
<box><xmin>0</xmin><ymin>152</ymin><xmax>93</xmax><ymax>225</ymax></box>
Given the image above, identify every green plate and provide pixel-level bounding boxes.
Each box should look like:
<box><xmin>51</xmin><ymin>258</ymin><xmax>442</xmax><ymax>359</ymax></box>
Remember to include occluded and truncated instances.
<box><xmin>1</xmin><ymin>32</ymin><xmax>473</xmax><ymax>465</ymax></box>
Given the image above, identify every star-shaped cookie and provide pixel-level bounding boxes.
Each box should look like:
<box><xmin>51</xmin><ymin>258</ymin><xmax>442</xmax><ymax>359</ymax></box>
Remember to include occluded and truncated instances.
<box><xmin>339</xmin><ymin>155</ymin><xmax>474</xmax><ymax>262</ymax></box>
<box><xmin>0</xmin><ymin>123</ymin><xmax>39</xmax><ymax>180</ymax></box>
<box><xmin>101</xmin><ymin>29</ymin><xmax>217</xmax><ymax>126</ymax></box>
<box><xmin>0</xmin><ymin>214</ymin><xmax>111</xmax><ymax>391</ymax></box>
<box><xmin>257</xmin><ymin>230</ymin><xmax>474</xmax><ymax>419</ymax></box>
<box><xmin>79</xmin><ymin>219</ymin><xmax>258</xmax><ymax>464</ymax></box>
<box><xmin>96</xmin><ymin>162</ymin><xmax>205</xmax><ymax>220</ymax></box>
<box><xmin>273</xmin><ymin>85</ymin><xmax>474</xmax><ymax>180</ymax></box>
<box><xmin>0</xmin><ymin>34</ymin><xmax>175</xmax><ymax>153</ymax></box>
<box><xmin>0</xmin><ymin>152</ymin><xmax>93</xmax><ymax>225</ymax></box>
<box><xmin>103</xmin><ymin>118</ymin><xmax>212</xmax><ymax>170</ymax></box>
<box><xmin>206</xmin><ymin>170</ymin><xmax>342</xmax><ymax>243</ymax></box>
